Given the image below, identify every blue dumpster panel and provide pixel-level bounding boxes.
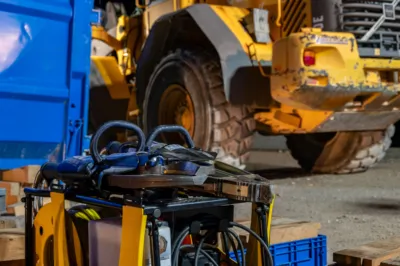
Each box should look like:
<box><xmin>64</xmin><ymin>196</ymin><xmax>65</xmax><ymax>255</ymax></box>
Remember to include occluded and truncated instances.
<box><xmin>0</xmin><ymin>0</ymin><xmax>94</xmax><ymax>169</ymax></box>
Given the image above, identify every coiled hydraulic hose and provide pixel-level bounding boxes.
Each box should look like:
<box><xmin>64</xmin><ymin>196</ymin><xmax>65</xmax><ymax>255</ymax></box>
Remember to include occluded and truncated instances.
<box><xmin>230</xmin><ymin>221</ymin><xmax>274</xmax><ymax>266</ymax></box>
<box><xmin>69</xmin><ymin>205</ymin><xmax>101</xmax><ymax>221</ymax></box>
<box><xmin>171</xmin><ymin>221</ymin><xmax>273</xmax><ymax>266</ymax></box>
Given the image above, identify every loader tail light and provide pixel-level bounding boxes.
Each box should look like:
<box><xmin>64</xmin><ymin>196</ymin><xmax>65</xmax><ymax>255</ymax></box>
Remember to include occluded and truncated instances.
<box><xmin>303</xmin><ymin>50</ymin><xmax>316</xmax><ymax>66</ymax></box>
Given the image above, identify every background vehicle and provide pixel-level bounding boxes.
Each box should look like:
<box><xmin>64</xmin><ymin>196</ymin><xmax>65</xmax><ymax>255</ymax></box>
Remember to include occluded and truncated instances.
<box><xmin>90</xmin><ymin>0</ymin><xmax>400</xmax><ymax>174</ymax></box>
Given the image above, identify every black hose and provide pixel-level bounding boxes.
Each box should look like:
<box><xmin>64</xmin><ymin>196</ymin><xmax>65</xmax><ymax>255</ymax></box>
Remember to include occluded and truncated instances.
<box><xmin>227</xmin><ymin>229</ymin><xmax>246</xmax><ymax>266</ymax></box>
<box><xmin>171</xmin><ymin>221</ymin><xmax>267</xmax><ymax>266</ymax></box>
<box><xmin>259</xmin><ymin>210</ymin><xmax>268</xmax><ymax>265</ymax></box>
<box><xmin>221</xmin><ymin>232</ymin><xmax>231</xmax><ymax>262</ymax></box>
<box><xmin>225</xmin><ymin>231</ymin><xmax>240</xmax><ymax>266</ymax></box>
<box><xmin>179</xmin><ymin>245</ymin><xmax>219</xmax><ymax>266</ymax></box>
<box><xmin>194</xmin><ymin>230</ymin><xmax>214</xmax><ymax>266</ymax></box>
<box><xmin>171</xmin><ymin>227</ymin><xmax>190</xmax><ymax>266</ymax></box>
<box><xmin>229</xmin><ymin>222</ymin><xmax>273</xmax><ymax>266</ymax></box>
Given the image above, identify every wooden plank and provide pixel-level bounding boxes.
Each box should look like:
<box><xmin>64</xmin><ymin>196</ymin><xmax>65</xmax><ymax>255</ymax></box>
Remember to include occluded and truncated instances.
<box><xmin>0</xmin><ymin>229</ymin><xmax>24</xmax><ymax>262</ymax></box>
<box><xmin>2</xmin><ymin>166</ymin><xmax>40</xmax><ymax>184</ymax></box>
<box><xmin>233</xmin><ymin>203</ymin><xmax>251</xmax><ymax>222</ymax></box>
<box><xmin>233</xmin><ymin>217</ymin><xmax>321</xmax><ymax>245</ymax></box>
<box><xmin>7</xmin><ymin>204</ymin><xmax>24</xmax><ymax>217</ymax></box>
<box><xmin>271</xmin><ymin>217</ymin><xmax>321</xmax><ymax>244</ymax></box>
<box><xmin>0</xmin><ymin>229</ymin><xmax>24</xmax><ymax>234</ymax></box>
<box><xmin>0</xmin><ymin>216</ymin><xmax>23</xmax><ymax>230</ymax></box>
<box><xmin>0</xmin><ymin>183</ymin><xmax>20</xmax><ymax>197</ymax></box>
<box><xmin>218</xmin><ymin>217</ymin><xmax>321</xmax><ymax>251</ymax></box>
<box><xmin>333</xmin><ymin>237</ymin><xmax>400</xmax><ymax>266</ymax></box>
<box><xmin>0</xmin><ymin>260</ymin><xmax>25</xmax><ymax>266</ymax></box>
<box><xmin>0</xmin><ymin>217</ymin><xmax>19</xmax><ymax>230</ymax></box>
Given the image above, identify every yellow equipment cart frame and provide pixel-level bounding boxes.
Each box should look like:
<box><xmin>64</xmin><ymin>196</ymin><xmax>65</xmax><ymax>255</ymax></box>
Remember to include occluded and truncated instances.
<box><xmin>24</xmin><ymin>187</ymin><xmax>275</xmax><ymax>266</ymax></box>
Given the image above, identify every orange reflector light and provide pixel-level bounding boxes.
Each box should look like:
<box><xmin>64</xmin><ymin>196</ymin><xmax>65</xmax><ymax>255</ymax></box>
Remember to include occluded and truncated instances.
<box><xmin>303</xmin><ymin>50</ymin><xmax>316</xmax><ymax>66</ymax></box>
<box><xmin>182</xmin><ymin>235</ymin><xmax>193</xmax><ymax>245</ymax></box>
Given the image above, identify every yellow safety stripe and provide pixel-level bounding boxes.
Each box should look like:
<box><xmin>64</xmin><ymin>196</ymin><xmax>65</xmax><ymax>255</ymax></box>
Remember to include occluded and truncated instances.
<box><xmin>267</xmin><ymin>194</ymin><xmax>276</xmax><ymax>245</ymax></box>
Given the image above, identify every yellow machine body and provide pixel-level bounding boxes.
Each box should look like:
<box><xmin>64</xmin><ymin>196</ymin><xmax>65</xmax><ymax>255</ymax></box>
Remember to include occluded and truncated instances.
<box><xmin>91</xmin><ymin>0</ymin><xmax>400</xmax><ymax>135</ymax></box>
<box><xmin>87</xmin><ymin>0</ymin><xmax>400</xmax><ymax>174</ymax></box>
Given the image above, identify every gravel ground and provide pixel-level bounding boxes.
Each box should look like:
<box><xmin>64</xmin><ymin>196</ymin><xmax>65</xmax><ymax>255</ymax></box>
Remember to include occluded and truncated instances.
<box><xmin>246</xmin><ymin>148</ymin><xmax>400</xmax><ymax>263</ymax></box>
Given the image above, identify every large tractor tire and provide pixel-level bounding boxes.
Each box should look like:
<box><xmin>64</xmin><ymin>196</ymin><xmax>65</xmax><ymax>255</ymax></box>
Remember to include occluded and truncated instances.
<box><xmin>141</xmin><ymin>49</ymin><xmax>255</xmax><ymax>168</ymax></box>
<box><xmin>286</xmin><ymin>125</ymin><xmax>395</xmax><ymax>174</ymax></box>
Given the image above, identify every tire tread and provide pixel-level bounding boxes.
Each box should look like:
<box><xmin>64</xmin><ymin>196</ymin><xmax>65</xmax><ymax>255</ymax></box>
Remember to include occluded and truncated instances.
<box><xmin>286</xmin><ymin>125</ymin><xmax>394</xmax><ymax>174</ymax></box>
<box><xmin>143</xmin><ymin>48</ymin><xmax>255</xmax><ymax>168</ymax></box>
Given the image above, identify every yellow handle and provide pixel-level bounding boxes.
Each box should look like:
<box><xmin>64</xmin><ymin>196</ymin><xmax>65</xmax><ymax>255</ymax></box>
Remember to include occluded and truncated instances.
<box><xmin>276</xmin><ymin>0</ymin><xmax>282</xmax><ymax>27</ymax></box>
<box><xmin>267</xmin><ymin>194</ymin><xmax>275</xmax><ymax>245</ymax></box>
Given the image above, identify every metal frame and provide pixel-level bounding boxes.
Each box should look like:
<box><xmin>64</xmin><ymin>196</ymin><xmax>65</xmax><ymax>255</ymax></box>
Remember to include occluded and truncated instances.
<box><xmin>24</xmin><ymin>187</ymin><xmax>273</xmax><ymax>266</ymax></box>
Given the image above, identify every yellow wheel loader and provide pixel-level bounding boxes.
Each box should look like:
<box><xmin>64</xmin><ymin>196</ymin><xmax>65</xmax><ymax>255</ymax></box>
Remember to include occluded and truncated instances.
<box><xmin>90</xmin><ymin>0</ymin><xmax>400</xmax><ymax>174</ymax></box>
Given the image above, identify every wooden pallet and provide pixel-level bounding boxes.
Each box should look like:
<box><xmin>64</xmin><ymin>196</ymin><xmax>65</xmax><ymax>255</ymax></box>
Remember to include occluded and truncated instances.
<box><xmin>232</xmin><ymin>217</ymin><xmax>321</xmax><ymax>246</ymax></box>
<box><xmin>334</xmin><ymin>237</ymin><xmax>400</xmax><ymax>266</ymax></box>
<box><xmin>0</xmin><ymin>228</ymin><xmax>24</xmax><ymax>264</ymax></box>
<box><xmin>0</xmin><ymin>166</ymin><xmax>39</xmax><ymax>265</ymax></box>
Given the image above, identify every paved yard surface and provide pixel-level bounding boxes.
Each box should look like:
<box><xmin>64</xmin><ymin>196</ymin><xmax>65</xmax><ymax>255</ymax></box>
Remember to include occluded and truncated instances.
<box><xmin>244</xmin><ymin>148</ymin><xmax>400</xmax><ymax>263</ymax></box>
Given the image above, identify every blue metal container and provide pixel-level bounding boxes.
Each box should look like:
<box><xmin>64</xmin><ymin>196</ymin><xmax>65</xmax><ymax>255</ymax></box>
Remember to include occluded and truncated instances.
<box><xmin>0</xmin><ymin>0</ymin><xmax>98</xmax><ymax>169</ymax></box>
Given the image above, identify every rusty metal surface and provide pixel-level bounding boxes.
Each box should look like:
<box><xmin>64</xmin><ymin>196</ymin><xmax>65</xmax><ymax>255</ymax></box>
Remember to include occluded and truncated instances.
<box><xmin>315</xmin><ymin>110</ymin><xmax>400</xmax><ymax>132</ymax></box>
<box><xmin>106</xmin><ymin>173</ymin><xmax>210</xmax><ymax>188</ymax></box>
<box><xmin>105</xmin><ymin>160</ymin><xmax>273</xmax><ymax>204</ymax></box>
<box><xmin>188</xmin><ymin>161</ymin><xmax>273</xmax><ymax>204</ymax></box>
<box><xmin>290</xmin><ymin>85</ymin><xmax>400</xmax><ymax>111</ymax></box>
<box><xmin>199</xmin><ymin>174</ymin><xmax>273</xmax><ymax>204</ymax></box>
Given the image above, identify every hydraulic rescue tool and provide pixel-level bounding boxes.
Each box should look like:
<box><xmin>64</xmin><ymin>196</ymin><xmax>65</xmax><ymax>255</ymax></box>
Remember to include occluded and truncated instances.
<box><xmin>25</xmin><ymin>121</ymin><xmax>275</xmax><ymax>266</ymax></box>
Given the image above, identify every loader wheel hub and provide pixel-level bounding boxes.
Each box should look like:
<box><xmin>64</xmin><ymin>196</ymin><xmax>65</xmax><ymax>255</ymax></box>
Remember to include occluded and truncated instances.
<box><xmin>159</xmin><ymin>84</ymin><xmax>195</xmax><ymax>138</ymax></box>
<box><xmin>176</xmin><ymin>102</ymin><xmax>192</xmax><ymax>130</ymax></box>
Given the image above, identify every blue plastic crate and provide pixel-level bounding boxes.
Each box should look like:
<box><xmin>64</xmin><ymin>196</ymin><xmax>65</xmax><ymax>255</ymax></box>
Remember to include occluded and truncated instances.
<box><xmin>229</xmin><ymin>235</ymin><xmax>327</xmax><ymax>266</ymax></box>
